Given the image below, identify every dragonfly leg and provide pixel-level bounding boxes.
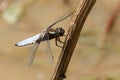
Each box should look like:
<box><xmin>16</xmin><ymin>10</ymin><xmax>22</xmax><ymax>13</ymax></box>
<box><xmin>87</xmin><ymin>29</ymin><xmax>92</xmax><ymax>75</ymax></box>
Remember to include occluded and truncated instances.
<box><xmin>57</xmin><ymin>37</ymin><xmax>64</xmax><ymax>43</ymax></box>
<box><xmin>55</xmin><ymin>37</ymin><xmax>63</xmax><ymax>48</ymax></box>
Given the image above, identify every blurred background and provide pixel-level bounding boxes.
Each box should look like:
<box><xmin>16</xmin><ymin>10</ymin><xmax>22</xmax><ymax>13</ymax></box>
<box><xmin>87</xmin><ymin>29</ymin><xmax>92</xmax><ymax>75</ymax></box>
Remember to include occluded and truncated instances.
<box><xmin>0</xmin><ymin>0</ymin><xmax>120</xmax><ymax>80</ymax></box>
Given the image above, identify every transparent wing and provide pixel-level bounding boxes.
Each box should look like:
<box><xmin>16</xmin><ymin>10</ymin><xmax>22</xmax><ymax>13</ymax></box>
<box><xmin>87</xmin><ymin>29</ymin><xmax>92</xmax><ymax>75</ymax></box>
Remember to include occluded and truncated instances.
<box><xmin>42</xmin><ymin>34</ymin><xmax>54</xmax><ymax>63</ymax></box>
<box><xmin>27</xmin><ymin>43</ymin><xmax>39</xmax><ymax>66</ymax></box>
<box><xmin>46</xmin><ymin>37</ymin><xmax>54</xmax><ymax>63</ymax></box>
<box><xmin>45</xmin><ymin>12</ymin><xmax>74</xmax><ymax>32</ymax></box>
<box><xmin>15</xmin><ymin>33</ymin><xmax>40</xmax><ymax>47</ymax></box>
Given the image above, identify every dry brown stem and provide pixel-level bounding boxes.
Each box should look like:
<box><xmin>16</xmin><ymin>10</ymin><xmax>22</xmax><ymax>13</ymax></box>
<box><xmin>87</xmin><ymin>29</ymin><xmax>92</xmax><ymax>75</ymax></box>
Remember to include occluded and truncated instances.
<box><xmin>52</xmin><ymin>0</ymin><xmax>96</xmax><ymax>80</ymax></box>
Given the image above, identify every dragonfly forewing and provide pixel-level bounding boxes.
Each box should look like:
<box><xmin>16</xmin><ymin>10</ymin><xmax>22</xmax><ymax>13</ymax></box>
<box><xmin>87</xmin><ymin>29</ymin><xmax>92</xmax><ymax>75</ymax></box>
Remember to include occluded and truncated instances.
<box><xmin>42</xmin><ymin>34</ymin><xmax>54</xmax><ymax>63</ymax></box>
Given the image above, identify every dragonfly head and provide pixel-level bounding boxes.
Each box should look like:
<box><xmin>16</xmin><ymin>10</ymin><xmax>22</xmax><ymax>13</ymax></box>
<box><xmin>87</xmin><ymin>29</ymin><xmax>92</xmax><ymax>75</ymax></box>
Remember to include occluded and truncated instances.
<box><xmin>57</xmin><ymin>27</ymin><xmax>65</xmax><ymax>36</ymax></box>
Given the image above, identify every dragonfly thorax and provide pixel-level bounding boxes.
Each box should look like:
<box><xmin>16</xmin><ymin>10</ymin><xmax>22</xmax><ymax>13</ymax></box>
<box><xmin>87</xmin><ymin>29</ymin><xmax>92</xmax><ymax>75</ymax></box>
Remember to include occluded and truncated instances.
<box><xmin>56</xmin><ymin>27</ymin><xmax>65</xmax><ymax>36</ymax></box>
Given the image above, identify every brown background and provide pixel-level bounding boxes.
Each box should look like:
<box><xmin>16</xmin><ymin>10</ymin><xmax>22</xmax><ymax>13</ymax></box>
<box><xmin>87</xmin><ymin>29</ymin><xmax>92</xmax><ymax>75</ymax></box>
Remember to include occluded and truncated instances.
<box><xmin>0</xmin><ymin>0</ymin><xmax>120</xmax><ymax>80</ymax></box>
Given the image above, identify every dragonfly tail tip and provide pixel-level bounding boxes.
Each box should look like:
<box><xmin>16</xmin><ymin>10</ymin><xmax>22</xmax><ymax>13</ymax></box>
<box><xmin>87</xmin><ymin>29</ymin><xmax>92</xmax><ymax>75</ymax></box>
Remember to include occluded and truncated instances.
<box><xmin>15</xmin><ymin>43</ymin><xmax>18</xmax><ymax>46</ymax></box>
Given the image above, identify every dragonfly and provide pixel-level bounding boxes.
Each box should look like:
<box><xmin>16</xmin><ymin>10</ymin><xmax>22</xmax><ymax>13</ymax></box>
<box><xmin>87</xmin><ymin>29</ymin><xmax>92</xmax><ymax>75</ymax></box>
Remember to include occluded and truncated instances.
<box><xmin>15</xmin><ymin>12</ymin><xmax>73</xmax><ymax>66</ymax></box>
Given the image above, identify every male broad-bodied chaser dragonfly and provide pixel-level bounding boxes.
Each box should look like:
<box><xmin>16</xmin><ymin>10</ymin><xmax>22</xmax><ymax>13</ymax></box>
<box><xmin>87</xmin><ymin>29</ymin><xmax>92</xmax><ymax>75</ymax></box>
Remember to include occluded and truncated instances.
<box><xmin>15</xmin><ymin>12</ymin><xmax>73</xmax><ymax>66</ymax></box>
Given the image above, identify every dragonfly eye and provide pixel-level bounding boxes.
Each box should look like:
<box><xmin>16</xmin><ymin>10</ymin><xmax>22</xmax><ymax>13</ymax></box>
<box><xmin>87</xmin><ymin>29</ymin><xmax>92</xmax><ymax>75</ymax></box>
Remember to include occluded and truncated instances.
<box><xmin>57</xmin><ymin>27</ymin><xmax>65</xmax><ymax>36</ymax></box>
